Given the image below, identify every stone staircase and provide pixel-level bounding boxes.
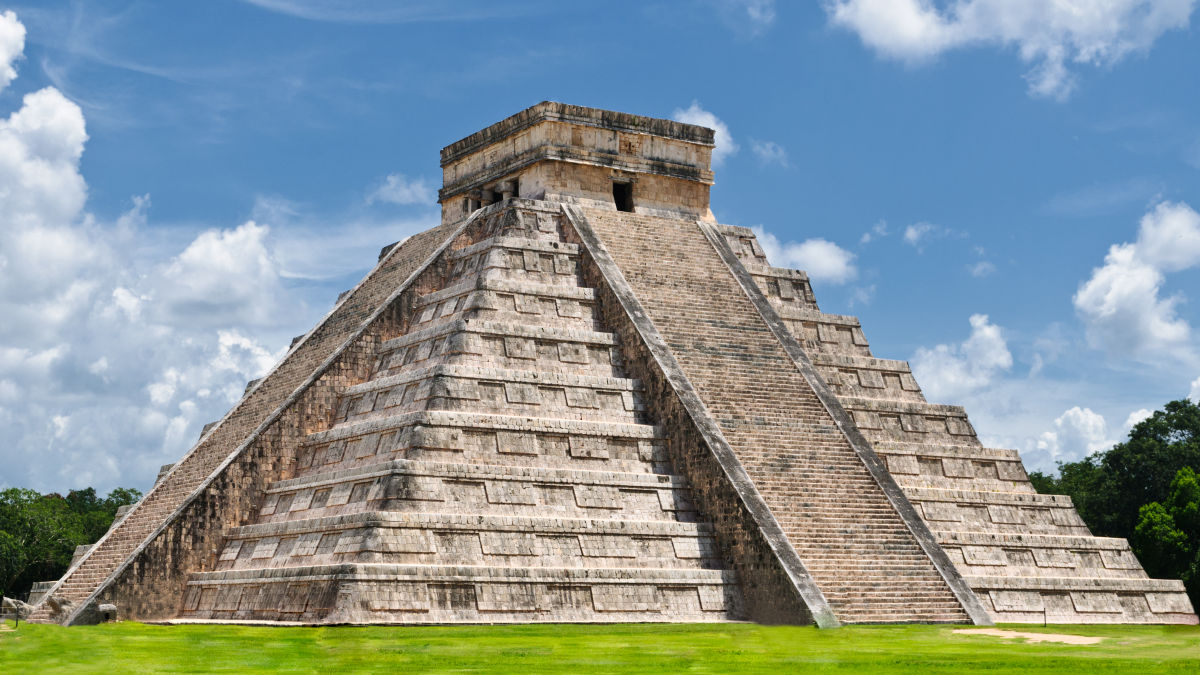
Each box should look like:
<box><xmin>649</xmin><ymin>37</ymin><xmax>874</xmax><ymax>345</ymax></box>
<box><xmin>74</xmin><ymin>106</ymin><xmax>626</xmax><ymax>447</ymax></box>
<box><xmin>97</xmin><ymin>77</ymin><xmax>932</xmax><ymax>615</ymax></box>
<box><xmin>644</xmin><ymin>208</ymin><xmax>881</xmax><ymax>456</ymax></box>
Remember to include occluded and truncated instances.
<box><xmin>718</xmin><ymin>223</ymin><xmax>1197</xmax><ymax>624</ymax></box>
<box><xmin>574</xmin><ymin>207</ymin><xmax>972</xmax><ymax>624</ymax></box>
<box><xmin>174</xmin><ymin>202</ymin><xmax>744</xmax><ymax>623</ymax></box>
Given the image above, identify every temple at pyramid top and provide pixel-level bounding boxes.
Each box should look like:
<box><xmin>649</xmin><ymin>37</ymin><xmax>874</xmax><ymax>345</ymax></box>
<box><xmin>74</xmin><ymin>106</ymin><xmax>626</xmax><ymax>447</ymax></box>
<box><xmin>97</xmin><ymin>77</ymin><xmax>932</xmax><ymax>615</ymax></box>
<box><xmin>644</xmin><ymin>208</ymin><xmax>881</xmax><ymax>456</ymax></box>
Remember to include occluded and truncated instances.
<box><xmin>438</xmin><ymin>101</ymin><xmax>716</xmax><ymax>224</ymax></box>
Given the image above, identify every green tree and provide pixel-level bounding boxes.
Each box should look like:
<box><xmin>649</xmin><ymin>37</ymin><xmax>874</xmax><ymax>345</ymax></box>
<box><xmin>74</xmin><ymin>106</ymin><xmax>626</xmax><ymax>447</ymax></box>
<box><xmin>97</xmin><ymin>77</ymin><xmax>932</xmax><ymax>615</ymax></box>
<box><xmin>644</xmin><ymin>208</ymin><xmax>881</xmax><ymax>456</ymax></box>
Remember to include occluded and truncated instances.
<box><xmin>1132</xmin><ymin>502</ymin><xmax>1189</xmax><ymax>578</ymax></box>
<box><xmin>0</xmin><ymin>486</ymin><xmax>141</xmax><ymax>600</ymax></box>
<box><xmin>1131</xmin><ymin>467</ymin><xmax>1200</xmax><ymax>607</ymax></box>
<box><xmin>1039</xmin><ymin>399</ymin><xmax>1200</xmax><ymax>541</ymax></box>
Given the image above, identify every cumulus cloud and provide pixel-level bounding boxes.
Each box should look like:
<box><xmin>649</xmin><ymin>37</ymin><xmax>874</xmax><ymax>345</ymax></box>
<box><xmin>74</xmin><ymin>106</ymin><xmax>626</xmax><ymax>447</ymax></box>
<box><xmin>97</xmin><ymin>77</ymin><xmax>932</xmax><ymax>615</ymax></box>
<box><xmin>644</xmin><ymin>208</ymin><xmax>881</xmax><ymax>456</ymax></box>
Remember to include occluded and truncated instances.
<box><xmin>750</xmin><ymin>140</ymin><xmax>788</xmax><ymax>167</ymax></box>
<box><xmin>753</xmin><ymin>227</ymin><xmax>858</xmax><ymax>284</ymax></box>
<box><xmin>1190</xmin><ymin>375</ymin><xmax>1200</xmax><ymax>402</ymax></box>
<box><xmin>673</xmin><ymin>101</ymin><xmax>739</xmax><ymax>166</ymax></box>
<box><xmin>911</xmin><ymin>313</ymin><xmax>1013</xmax><ymax>400</ymax></box>
<box><xmin>366</xmin><ymin>173</ymin><xmax>435</xmax><ymax>206</ymax></box>
<box><xmin>1124</xmin><ymin>408</ymin><xmax>1153</xmax><ymax>430</ymax></box>
<box><xmin>824</xmin><ymin>0</ymin><xmax>1196</xmax><ymax>99</ymax></box>
<box><xmin>0</xmin><ymin>12</ymin><xmax>307</xmax><ymax>494</ymax></box>
<box><xmin>157</xmin><ymin>221</ymin><xmax>285</xmax><ymax>327</ymax></box>
<box><xmin>1073</xmin><ymin>201</ymin><xmax>1200</xmax><ymax>365</ymax></box>
<box><xmin>1034</xmin><ymin>406</ymin><xmax>1114</xmax><ymax>464</ymax></box>
<box><xmin>0</xmin><ymin>10</ymin><xmax>24</xmax><ymax>91</ymax></box>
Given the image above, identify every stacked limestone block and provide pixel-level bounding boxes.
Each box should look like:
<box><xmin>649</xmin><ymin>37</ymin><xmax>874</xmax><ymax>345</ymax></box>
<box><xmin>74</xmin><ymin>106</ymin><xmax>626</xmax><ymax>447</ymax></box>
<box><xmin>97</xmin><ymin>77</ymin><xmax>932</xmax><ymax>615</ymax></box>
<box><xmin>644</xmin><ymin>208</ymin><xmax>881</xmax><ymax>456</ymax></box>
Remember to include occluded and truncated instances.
<box><xmin>572</xmin><ymin>207</ymin><xmax>975</xmax><ymax>624</ymax></box>
<box><xmin>176</xmin><ymin>203</ymin><xmax>743</xmax><ymax>623</ymax></box>
<box><xmin>718</xmin><ymin>224</ymin><xmax>1197</xmax><ymax>625</ymax></box>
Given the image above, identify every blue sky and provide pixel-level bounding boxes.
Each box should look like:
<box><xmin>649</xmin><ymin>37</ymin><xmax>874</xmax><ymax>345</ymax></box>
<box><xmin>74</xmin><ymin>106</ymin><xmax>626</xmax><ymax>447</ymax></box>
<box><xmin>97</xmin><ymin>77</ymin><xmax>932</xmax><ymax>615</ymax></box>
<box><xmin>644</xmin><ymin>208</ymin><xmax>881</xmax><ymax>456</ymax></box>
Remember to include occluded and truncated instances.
<box><xmin>1</xmin><ymin>0</ymin><xmax>1199</xmax><ymax>493</ymax></box>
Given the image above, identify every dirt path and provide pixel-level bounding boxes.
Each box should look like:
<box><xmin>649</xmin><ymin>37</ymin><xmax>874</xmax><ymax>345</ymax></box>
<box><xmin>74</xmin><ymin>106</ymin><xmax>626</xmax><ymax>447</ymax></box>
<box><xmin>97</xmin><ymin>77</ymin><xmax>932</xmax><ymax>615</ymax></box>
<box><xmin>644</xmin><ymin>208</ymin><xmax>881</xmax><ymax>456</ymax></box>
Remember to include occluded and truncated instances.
<box><xmin>954</xmin><ymin>628</ymin><xmax>1104</xmax><ymax>645</ymax></box>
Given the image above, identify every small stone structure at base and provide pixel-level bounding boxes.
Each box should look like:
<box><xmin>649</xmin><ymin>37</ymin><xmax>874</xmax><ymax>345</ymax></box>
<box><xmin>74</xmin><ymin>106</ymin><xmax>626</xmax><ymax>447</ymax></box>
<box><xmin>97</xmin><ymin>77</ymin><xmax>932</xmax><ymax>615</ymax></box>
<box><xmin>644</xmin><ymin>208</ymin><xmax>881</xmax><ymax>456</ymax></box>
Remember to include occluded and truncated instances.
<box><xmin>27</xmin><ymin>103</ymin><xmax>1196</xmax><ymax>627</ymax></box>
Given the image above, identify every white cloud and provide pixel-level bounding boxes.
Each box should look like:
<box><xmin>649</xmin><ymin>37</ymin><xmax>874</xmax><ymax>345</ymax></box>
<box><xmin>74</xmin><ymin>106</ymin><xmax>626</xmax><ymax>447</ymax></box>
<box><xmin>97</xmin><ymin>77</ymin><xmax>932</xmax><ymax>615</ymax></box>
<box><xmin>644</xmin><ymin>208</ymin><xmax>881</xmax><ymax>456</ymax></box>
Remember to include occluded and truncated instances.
<box><xmin>824</xmin><ymin>0</ymin><xmax>1196</xmax><ymax>99</ymax></box>
<box><xmin>903</xmin><ymin>222</ymin><xmax>929</xmax><ymax>245</ymax></box>
<box><xmin>0</xmin><ymin>86</ymin><xmax>89</xmax><ymax>230</ymax></box>
<box><xmin>673</xmin><ymin>101</ymin><xmax>739</xmax><ymax>166</ymax></box>
<box><xmin>752</xmin><ymin>227</ymin><xmax>858</xmax><ymax>284</ymax></box>
<box><xmin>911</xmin><ymin>313</ymin><xmax>1013</xmax><ymax>400</ymax></box>
<box><xmin>0</xmin><ymin>12</ymin><xmax>312</xmax><ymax>494</ymax></box>
<box><xmin>903</xmin><ymin>222</ymin><xmax>938</xmax><ymax>249</ymax></box>
<box><xmin>750</xmin><ymin>140</ymin><xmax>788</xmax><ymax>167</ymax></box>
<box><xmin>157</xmin><ymin>221</ymin><xmax>285</xmax><ymax>327</ymax></box>
<box><xmin>967</xmin><ymin>260</ymin><xmax>996</xmax><ymax>278</ymax></box>
<box><xmin>860</xmin><ymin>220</ymin><xmax>888</xmax><ymax>244</ymax></box>
<box><xmin>366</xmin><ymin>173</ymin><xmax>435</xmax><ymax>206</ymax></box>
<box><xmin>1124</xmin><ymin>408</ymin><xmax>1153</xmax><ymax>430</ymax></box>
<box><xmin>1034</xmin><ymin>406</ymin><xmax>1113</xmax><ymax>464</ymax></box>
<box><xmin>0</xmin><ymin>10</ymin><xmax>24</xmax><ymax>92</ymax></box>
<box><xmin>1073</xmin><ymin>201</ymin><xmax>1200</xmax><ymax>365</ymax></box>
<box><xmin>1190</xmin><ymin>375</ymin><xmax>1200</xmax><ymax>402</ymax></box>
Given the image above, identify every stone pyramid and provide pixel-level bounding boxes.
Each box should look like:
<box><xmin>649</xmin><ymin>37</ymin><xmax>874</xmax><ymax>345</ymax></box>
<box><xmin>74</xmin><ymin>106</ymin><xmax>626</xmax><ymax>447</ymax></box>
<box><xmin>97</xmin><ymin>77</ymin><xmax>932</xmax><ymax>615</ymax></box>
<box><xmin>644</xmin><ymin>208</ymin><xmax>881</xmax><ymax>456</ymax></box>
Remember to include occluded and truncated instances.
<box><xmin>30</xmin><ymin>103</ymin><xmax>1196</xmax><ymax>626</ymax></box>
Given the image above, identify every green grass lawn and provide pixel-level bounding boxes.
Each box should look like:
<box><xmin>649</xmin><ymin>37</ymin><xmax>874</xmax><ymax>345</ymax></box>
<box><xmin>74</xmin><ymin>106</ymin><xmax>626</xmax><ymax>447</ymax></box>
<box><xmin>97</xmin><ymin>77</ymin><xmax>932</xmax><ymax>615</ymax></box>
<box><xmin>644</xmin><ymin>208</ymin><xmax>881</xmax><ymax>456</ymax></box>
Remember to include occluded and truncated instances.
<box><xmin>2</xmin><ymin>620</ymin><xmax>1198</xmax><ymax>673</ymax></box>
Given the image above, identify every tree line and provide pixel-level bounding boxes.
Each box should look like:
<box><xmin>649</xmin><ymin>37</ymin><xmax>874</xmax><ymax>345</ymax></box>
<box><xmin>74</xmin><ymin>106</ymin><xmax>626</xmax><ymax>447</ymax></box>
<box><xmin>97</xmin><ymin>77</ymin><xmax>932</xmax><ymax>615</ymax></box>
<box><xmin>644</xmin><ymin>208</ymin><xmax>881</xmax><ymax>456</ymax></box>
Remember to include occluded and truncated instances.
<box><xmin>0</xmin><ymin>487</ymin><xmax>141</xmax><ymax>600</ymax></box>
<box><xmin>1030</xmin><ymin>398</ymin><xmax>1200</xmax><ymax>609</ymax></box>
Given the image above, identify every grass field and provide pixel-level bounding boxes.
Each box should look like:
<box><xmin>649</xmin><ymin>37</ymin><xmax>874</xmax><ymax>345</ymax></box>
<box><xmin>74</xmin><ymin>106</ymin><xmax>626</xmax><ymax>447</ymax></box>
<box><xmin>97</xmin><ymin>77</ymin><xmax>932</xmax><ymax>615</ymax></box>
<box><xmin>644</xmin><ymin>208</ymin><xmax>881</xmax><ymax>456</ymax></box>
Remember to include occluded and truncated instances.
<box><xmin>2</xmin><ymin>620</ymin><xmax>1198</xmax><ymax>673</ymax></box>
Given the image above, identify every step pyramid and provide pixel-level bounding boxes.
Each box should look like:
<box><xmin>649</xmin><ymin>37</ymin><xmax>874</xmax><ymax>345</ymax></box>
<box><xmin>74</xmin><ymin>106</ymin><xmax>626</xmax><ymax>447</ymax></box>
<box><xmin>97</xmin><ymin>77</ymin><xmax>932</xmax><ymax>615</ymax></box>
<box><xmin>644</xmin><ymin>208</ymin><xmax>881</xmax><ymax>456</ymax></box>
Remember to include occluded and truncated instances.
<box><xmin>29</xmin><ymin>102</ymin><xmax>1195</xmax><ymax>626</ymax></box>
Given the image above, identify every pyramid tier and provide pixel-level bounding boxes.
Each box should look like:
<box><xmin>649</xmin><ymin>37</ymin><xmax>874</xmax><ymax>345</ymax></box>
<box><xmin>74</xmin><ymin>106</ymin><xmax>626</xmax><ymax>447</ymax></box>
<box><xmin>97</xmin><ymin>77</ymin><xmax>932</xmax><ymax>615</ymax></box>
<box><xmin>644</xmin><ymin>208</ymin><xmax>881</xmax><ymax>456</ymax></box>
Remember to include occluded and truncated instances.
<box><xmin>257</xmin><ymin>458</ymin><xmax>699</xmax><ymax>524</ymax></box>
<box><xmin>335</xmin><ymin>364</ymin><xmax>647</xmax><ymax>426</ymax></box>
<box><xmin>213</xmin><ymin>513</ymin><xmax>723</xmax><ymax>572</ymax></box>
<box><xmin>842</xmin><ymin>397</ymin><xmax>979</xmax><ymax>446</ymax></box>
<box><xmin>411</xmin><ymin>278</ymin><xmax>601</xmax><ymax>334</ymax></box>
<box><xmin>968</xmin><ymin>576</ymin><xmax>1193</xmax><ymax>624</ymax></box>
<box><xmin>178</xmin><ymin>564</ymin><xmax>740</xmax><ymax>624</ymax></box>
<box><xmin>808</xmin><ymin>353</ymin><xmax>926</xmax><ymax>403</ymax></box>
<box><xmin>937</xmin><ymin>532</ymin><xmax>1147</xmax><ymax>580</ymax></box>
<box><xmin>296</xmin><ymin>409</ymin><xmax>669</xmax><ymax>477</ymax></box>
<box><xmin>905</xmin><ymin>487</ymin><xmax>1089</xmax><ymax>535</ymax></box>
<box><xmin>443</xmin><ymin>236</ymin><xmax>583</xmax><ymax>289</ymax></box>
<box><xmin>873</xmin><ymin>442</ymin><xmax>1034</xmax><ymax>492</ymax></box>
<box><xmin>374</xmin><ymin>319</ymin><xmax>624</xmax><ymax>379</ymax></box>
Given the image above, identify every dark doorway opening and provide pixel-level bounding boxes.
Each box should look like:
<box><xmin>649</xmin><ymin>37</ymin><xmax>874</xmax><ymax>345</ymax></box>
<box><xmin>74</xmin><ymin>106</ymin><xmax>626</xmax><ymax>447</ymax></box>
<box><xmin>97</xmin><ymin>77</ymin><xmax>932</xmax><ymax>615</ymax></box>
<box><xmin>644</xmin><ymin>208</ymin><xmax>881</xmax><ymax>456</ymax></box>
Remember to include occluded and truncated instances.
<box><xmin>612</xmin><ymin>182</ymin><xmax>634</xmax><ymax>212</ymax></box>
